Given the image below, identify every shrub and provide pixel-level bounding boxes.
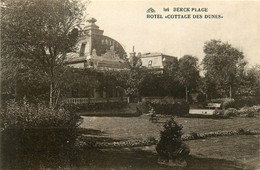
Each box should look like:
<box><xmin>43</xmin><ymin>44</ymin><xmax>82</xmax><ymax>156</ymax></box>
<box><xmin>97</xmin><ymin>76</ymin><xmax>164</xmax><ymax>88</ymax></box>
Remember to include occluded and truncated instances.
<box><xmin>209</xmin><ymin>98</ymin><xmax>234</xmax><ymax>109</ymax></box>
<box><xmin>222</xmin><ymin>98</ymin><xmax>235</xmax><ymax>109</ymax></box>
<box><xmin>223</xmin><ymin>108</ymin><xmax>239</xmax><ymax>117</ymax></box>
<box><xmin>238</xmin><ymin>128</ymin><xmax>245</xmax><ymax>134</ymax></box>
<box><xmin>0</xmin><ymin>100</ymin><xmax>82</xmax><ymax>168</ymax></box>
<box><xmin>67</xmin><ymin>102</ymin><xmax>127</xmax><ymax>112</ymax></box>
<box><xmin>225</xmin><ymin>97</ymin><xmax>258</xmax><ymax>109</ymax></box>
<box><xmin>213</xmin><ymin>108</ymin><xmax>224</xmax><ymax>116</ymax></box>
<box><xmin>209</xmin><ymin>97</ymin><xmax>258</xmax><ymax>109</ymax></box>
<box><xmin>156</xmin><ymin>117</ymin><xmax>190</xmax><ymax>161</ymax></box>
<box><xmin>150</xmin><ymin>97</ymin><xmax>189</xmax><ymax>116</ymax></box>
<box><xmin>60</xmin><ymin>102</ymin><xmax>80</xmax><ymax>113</ymax></box>
<box><xmin>136</xmin><ymin>101</ymin><xmax>151</xmax><ymax>114</ymax></box>
<box><xmin>238</xmin><ymin>105</ymin><xmax>260</xmax><ymax>117</ymax></box>
<box><xmin>189</xmin><ymin>132</ymin><xmax>199</xmax><ymax>140</ymax></box>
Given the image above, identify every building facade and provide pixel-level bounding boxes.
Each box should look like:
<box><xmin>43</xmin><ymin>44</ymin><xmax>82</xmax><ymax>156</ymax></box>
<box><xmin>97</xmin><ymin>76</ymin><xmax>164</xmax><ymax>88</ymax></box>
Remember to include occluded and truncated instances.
<box><xmin>66</xmin><ymin>18</ymin><xmax>126</xmax><ymax>70</ymax></box>
<box><xmin>129</xmin><ymin>52</ymin><xmax>177</xmax><ymax>72</ymax></box>
<box><xmin>65</xmin><ymin>18</ymin><xmax>128</xmax><ymax>104</ymax></box>
<box><xmin>138</xmin><ymin>52</ymin><xmax>177</xmax><ymax>69</ymax></box>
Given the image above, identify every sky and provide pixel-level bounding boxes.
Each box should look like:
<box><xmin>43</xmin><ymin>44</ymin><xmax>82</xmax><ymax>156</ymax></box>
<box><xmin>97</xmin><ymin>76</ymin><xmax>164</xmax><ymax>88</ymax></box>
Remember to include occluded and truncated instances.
<box><xmin>86</xmin><ymin>0</ymin><xmax>260</xmax><ymax>66</ymax></box>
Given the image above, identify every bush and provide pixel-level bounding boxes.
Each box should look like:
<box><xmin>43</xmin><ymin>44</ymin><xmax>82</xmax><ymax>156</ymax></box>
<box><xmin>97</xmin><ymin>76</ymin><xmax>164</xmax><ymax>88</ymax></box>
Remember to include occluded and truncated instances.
<box><xmin>156</xmin><ymin>117</ymin><xmax>190</xmax><ymax>161</ymax></box>
<box><xmin>67</xmin><ymin>102</ymin><xmax>127</xmax><ymax>112</ymax></box>
<box><xmin>223</xmin><ymin>108</ymin><xmax>239</xmax><ymax>117</ymax></box>
<box><xmin>209</xmin><ymin>98</ymin><xmax>234</xmax><ymax>109</ymax></box>
<box><xmin>238</xmin><ymin>105</ymin><xmax>260</xmax><ymax>117</ymax></box>
<box><xmin>189</xmin><ymin>132</ymin><xmax>199</xmax><ymax>140</ymax></box>
<box><xmin>225</xmin><ymin>97</ymin><xmax>258</xmax><ymax>109</ymax></box>
<box><xmin>0</xmin><ymin>100</ymin><xmax>82</xmax><ymax>168</ymax></box>
<box><xmin>136</xmin><ymin>101</ymin><xmax>151</xmax><ymax>114</ymax></box>
<box><xmin>150</xmin><ymin>97</ymin><xmax>189</xmax><ymax>116</ymax></box>
<box><xmin>235</xmin><ymin>96</ymin><xmax>258</xmax><ymax>108</ymax></box>
<box><xmin>213</xmin><ymin>108</ymin><xmax>224</xmax><ymax>116</ymax></box>
<box><xmin>209</xmin><ymin>97</ymin><xmax>258</xmax><ymax>109</ymax></box>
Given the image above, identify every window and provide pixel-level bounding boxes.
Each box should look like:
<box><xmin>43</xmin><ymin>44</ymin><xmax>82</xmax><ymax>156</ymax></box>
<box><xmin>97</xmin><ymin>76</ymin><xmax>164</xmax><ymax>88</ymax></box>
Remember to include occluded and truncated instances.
<box><xmin>137</xmin><ymin>59</ymin><xmax>142</xmax><ymax>66</ymax></box>
<box><xmin>80</xmin><ymin>43</ymin><xmax>86</xmax><ymax>56</ymax></box>
<box><xmin>148</xmin><ymin>60</ymin><xmax>152</xmax><ymax>67</ymax></box>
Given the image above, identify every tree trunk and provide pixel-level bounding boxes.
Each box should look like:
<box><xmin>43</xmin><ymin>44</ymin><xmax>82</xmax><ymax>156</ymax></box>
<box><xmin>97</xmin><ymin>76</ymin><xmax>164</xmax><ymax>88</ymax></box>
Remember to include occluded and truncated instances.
<box><xmin>49</xmin><ymin>82</ymin><xmax>53</xmax><ymax>107</ymax></box>
<box><xmin>54</xmin><ymin>89</ymin><xmax>60</xmax><ymax>108</ymax></box>
<box><xmin>185</xmin><ymin>86</ymin><xmax>188</xmax><ymax>102</ymax></box>
<box><xmin>229</xmin><ymin>85</ymin><xmax>232</xmax><ymax>99</ymax></box>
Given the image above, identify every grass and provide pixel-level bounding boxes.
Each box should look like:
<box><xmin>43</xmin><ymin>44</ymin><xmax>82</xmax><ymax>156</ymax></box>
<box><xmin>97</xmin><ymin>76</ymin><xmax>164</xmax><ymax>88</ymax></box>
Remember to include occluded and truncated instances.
<box><xmin>68</xmin><ymin>147</ymin><xmax>245</xmax><ymax>170</ymax></box>
<box><xmin>2</xmin><ymin>115</ymin><xmax>259</xmax><ymax>169</ymax></box>
<box><xmin>185</xmin><ymin>135</ymin><xmax>260</xmax><ymax>169</ymax></box>
<box><xmin>80</xmin><ymin>115</ymin><xmax>260</xmax><ymax>169</ymax></box>
<box><xmin>80</xmin><ymin>115</ymin><xmax>260</xmax><ymax>140</ymax></box>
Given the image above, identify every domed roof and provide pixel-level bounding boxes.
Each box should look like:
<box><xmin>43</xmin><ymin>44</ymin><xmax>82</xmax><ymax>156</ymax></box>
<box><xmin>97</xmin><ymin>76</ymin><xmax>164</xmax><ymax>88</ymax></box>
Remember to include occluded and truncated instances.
<box><xmin>66</xmin><ymin>18</ymin><xmax>126</xmax><ymax>70</ymax></box>
<box><xmin>78</xmin><ymin>18</ymin><xmax>126</xmax><ymax>59</ymax></box>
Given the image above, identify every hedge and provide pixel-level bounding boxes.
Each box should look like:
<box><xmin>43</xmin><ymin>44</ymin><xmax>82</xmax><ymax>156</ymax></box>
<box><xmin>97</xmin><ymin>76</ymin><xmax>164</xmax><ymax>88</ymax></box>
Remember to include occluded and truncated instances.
<box><xmin>209</xmin><ymin>96</ymin><xmax>258</xmax><ymax>109</ymax></box>
<box><xmin>150</xmin><ymin>97</ymin><xmax>189</xmax><ymax>116</ymax></box>
<box><xmin>0</xmin><ymin>100</ymin><xmax>82</xmax><ymax>168</ymax></box>
<box><xmin>136</xmin><ymin>101</ymin><xmax>151</xmax><ymax>114</ymax></box>
<box><xmin>65</xmin><ymin>102</ymin><xmax>127</xmax><ymax>112</ymax></box>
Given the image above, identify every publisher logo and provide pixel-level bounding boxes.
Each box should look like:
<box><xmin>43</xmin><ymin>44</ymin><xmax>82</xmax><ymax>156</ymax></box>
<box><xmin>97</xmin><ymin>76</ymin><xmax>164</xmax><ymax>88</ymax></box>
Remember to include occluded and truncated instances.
<box><xmin>146</xmin><ymin>8</ymin><xmax>156</xmax><ymax>13</ymax></box>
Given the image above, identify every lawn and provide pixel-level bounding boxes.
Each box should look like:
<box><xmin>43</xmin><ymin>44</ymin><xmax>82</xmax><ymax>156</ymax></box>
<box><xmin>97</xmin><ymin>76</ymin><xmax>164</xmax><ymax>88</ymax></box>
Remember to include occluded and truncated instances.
<box><xmin>185</xmin><ymin>135</ymin><xmax>260</xmax><ymax>169</ymax></box>
<box><xmin>81</xmin><ymin>115</ymin><xmax>260</xmax><ymax>140</ymax></box>
<box><xmin>80</xmin><ymin>115</ymin><xmax>260</xmax><ymax>169</ymax></box>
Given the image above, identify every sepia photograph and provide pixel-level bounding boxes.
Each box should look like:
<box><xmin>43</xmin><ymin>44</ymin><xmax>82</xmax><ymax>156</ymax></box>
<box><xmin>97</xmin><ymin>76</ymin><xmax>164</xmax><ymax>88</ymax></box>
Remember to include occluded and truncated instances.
<box><xmin>1</xmin><ymin>0</ymin><xmax>260</xmax><ymax>169</ymax></box>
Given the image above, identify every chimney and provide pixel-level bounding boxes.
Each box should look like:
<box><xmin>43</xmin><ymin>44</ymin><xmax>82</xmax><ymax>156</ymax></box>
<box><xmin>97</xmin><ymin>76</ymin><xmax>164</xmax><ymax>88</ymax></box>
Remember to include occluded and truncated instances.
<box><xmin>129</xmin><ymin>46</ymin><xmax>136</xmax><ymax>66</ymax></box>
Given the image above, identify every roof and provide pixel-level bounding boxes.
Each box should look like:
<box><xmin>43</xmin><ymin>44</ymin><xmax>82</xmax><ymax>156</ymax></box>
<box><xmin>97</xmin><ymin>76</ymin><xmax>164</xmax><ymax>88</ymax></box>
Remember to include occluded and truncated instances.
<box><xmin>65</xmin><ymin>55</ymin><xmax>124</xmax><ymax>64</ymax></box>
<box><xmin>140</xmin><ymin>52</ymin><xmax>176</xmax><ymax>58</ymax></box>
<box><xmin>65</xmin><ymin>56</ymin><xmax>86</xmax><ymax>64</ymax></box>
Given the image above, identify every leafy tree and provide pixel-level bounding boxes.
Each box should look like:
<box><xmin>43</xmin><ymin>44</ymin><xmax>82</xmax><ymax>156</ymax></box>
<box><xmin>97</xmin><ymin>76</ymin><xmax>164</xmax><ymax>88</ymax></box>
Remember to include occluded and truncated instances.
<box><xmin>162</xmin><ymin>58</ymin><xmax>182</xmax><ymax>97</ymax></box>
<box><xmin>202</xmin><ymin>40</ymin><xmax>246</xmax><ymax>99</ymax></box>
<box><xmin>236</xmin><ymin>65</ymin><xmax>260</xmax><ymax>97</ymax></box>
<box><xmin>178</xmin><ymin>55</ymin><xmax>200</xmax><ymax>101</ymax></box>
<box><xmin>120</xmin><ymin>53</ymin><xmax>147</xmax><ymax>102</ymax></box>
<box><xmin>1</xmin><ymin>0</ymin><xmax>85</xmax><ymax>106</ymax></box>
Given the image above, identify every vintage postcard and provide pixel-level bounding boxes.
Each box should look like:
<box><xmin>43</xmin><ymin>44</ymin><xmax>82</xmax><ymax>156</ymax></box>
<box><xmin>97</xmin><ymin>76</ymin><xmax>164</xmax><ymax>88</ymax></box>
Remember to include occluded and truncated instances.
<box><xmin>1</xmin><ymin>0</ymin><xmax>259</xmax><ymax>169</ymax></box>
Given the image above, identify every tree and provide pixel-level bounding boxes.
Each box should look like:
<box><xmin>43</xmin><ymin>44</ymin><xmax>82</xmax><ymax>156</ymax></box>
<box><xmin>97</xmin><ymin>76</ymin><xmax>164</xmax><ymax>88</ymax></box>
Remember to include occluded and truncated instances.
<box><xmin>1</xmin><ymin>0</ymin><xmax>85</xmax><ymax>107</ymax></box>
<box><xmin>236</xmin><ymin>65</ymin><xmax>260</xmax><ymax>97</ymax></box>
<box><xmin>202</xmin><ymin>40</ymin><xmax>246</xmax><ymax>99</ymax></box>
<box><xmin>162</xmin><ymin>57</ymin><xmax>182</xmax><ymax>97</ymax></box>
<box><xmin>178</xmin><ymin>55</ymin><xmax>200</xmax><ymax>102</ymax></box>
<box><xmin>124</xmin><ymin>55</ymin><xmax>147</xmax><ymax>102</ymax></box>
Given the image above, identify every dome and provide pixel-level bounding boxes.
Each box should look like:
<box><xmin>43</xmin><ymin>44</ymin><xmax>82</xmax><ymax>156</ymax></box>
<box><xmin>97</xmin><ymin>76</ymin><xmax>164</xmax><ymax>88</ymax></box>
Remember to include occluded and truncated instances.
<box><xmin>78</xmin><ymin>18</ymin><xmax>126</xmax><ymax>58</ymax></box>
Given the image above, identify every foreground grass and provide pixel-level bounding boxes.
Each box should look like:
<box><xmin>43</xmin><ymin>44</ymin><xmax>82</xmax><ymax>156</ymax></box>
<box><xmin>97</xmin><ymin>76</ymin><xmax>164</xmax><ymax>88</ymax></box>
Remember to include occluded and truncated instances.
<box><xmin>80</xmin><ymin>115</ymin><xmax>260</xmax><ymax>169</ymax></box>
<box><xmin>186</xmin><ymin>135</ymin><xmax>260</xmax><ymax>169</ymax></box>
<box><xmin>2</xmin><ymin>116</ymin><xmax>259</xmax><ymax>169</ymax></box>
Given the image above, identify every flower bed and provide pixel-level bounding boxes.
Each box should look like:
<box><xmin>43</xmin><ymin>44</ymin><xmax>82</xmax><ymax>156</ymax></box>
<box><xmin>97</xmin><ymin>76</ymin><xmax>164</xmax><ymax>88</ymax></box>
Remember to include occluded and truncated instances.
<box><xmin>78</xmin><ymin>129</ymin><xmax>260</xmax><ymax>148</ymax></box>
